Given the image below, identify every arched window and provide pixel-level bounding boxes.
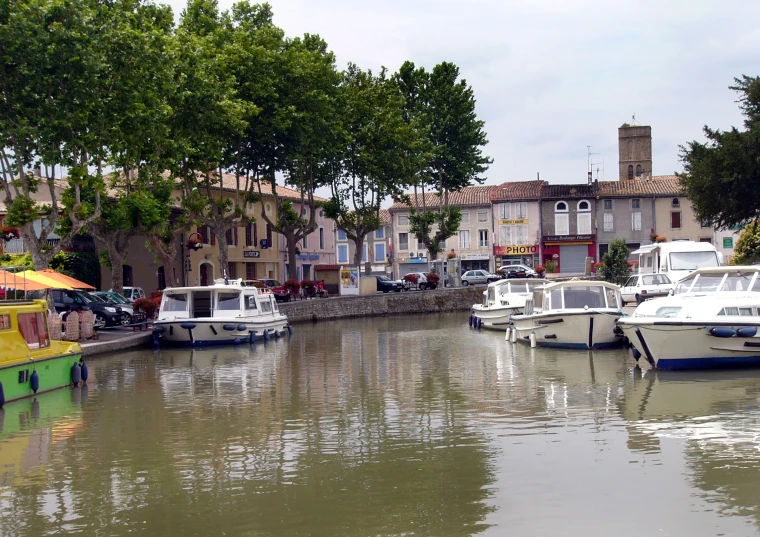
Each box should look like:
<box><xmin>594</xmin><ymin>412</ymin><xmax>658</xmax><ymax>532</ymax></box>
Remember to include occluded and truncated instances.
<box><xmin>577</xmin><ymin>200</ymin><xmax>590</xmax><ymax>211</ymax></box>
<box><xmin>576</xmin><ymin>200</ymin><xmax>592</xmax><ymax>234</ymax></box>
<box><xmin>554</xmin><ymin>201</ymin><xmax>569</xmax><ymax>235</ymax></box>
<box><xmin>672</xmin><ymin>198</ymin><xmax>680</xmax><ymax>208</ymax></box>
<box><xmin>628</xmin><ymin>165</ymin><xmax>634</xmax><ymax>179</ymax></box>
<box><xmin>555</xmin><ymin>201</ymin><xmax>568</xmax><ymax>212</ymax></box>
<box><xmin>636</xmin><ymin>165</ymin><xmax>642</xmax><ymax>177</ymax></box>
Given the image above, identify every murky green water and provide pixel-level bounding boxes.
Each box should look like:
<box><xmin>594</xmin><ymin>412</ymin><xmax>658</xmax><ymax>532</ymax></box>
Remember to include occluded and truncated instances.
<box><xmin>2</xmin><ymin>313</ymin><xmax>760</xmax><ymax>536</ymax></box>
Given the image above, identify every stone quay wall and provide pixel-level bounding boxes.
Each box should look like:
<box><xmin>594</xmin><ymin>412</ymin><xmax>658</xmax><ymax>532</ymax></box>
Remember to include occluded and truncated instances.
<box><xmin>279</xmin><ymin>287</ymin><xmax>484</xmax><ymax>324</ymax></box>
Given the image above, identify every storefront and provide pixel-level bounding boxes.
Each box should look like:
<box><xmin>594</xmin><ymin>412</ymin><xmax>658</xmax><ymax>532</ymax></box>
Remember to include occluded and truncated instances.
<box><xmin>541</xmin><ymin>235</ymin><xmax>596</xmax><ymax>274</ymax></box>
<box><xmin>493</xmin><ymin>244</ymin><xmax>540</xmax><ymax>269</ymax></box>
<box><xmin>460</xmin><ymin>253</ymin><xmax>491</xmax><ymax>272</ymax></box>
<box><xmin>398</xmin><ymin>256</ymin><xmax>430</xmax><ymax>279</ymax></box>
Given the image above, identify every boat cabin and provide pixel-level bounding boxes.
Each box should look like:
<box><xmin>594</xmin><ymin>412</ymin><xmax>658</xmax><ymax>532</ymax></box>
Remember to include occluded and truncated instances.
<box><xmin>483</xmin><ymin>279</ymin><xmax>547</xmax><ymax>307</ymax></box>
<box><xmin>527</xmin><ymin>281</ymin><xmax>621</xmax><ymax>314</ymax></box>
<box><xmin>673</xmin><ymin>267</ymin><xmax>760</xmax><ymax>295</ymax></box>
<box><xmin>158</xmin><ymin>279</ymin><xmax>280</xmax><ymax>320</ymax></box>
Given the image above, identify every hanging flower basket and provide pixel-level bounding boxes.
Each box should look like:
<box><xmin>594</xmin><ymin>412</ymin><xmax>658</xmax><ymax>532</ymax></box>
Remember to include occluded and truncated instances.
<box><xmin>1</xmin><ymin>226</ymin><xmax>19</xmax><ymax>241</ymax></box>
<box><xmin>187</xmin><ymin>237</ymin><xmax>203</xmax><ymax>251</ymax></box>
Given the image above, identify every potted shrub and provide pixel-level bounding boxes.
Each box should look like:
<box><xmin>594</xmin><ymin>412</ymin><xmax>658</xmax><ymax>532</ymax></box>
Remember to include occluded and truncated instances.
<box><xmin>133</xmin><ymin>296</ymin><xmax>160</xmax><ymax>320</ymax></box>
<box><xmin>446</xmin><ymin>251</ymin><xmax>456</xmax><ymax>260</ymax></box>
<box><xmin>496</xmin><ymin>269</ymin><xmax>507</xmax><ymax>279</ymax></box>
<box><xmin>656</xmin><ymin>235</ymin><xmax>667</xmax><ymax>243</ymax></box>
<box><xmin>301</xmin><ymin>279</ymin><xmax>316</xmax><ymax>298</ymax></box>
<box><xmin>403</xmin><ymin>273</ymin><xmax>419</xmax><ymax>285</ymax></box>
<box><xmin>545</xmin><ymin>260</ymin><xmax>558</xmax><ymax>273</ymax></box>
<box><xmin>425</xmin><ymin>272</ymin><xmax>440</xmax><ymax>289</ymax></box>
<box><xmin>284</xmin><ymin>278</ymin><xmax>301</xmax><ymax>299</ymax></box>
<box><xmin>535</xmin><ymin>265</ymin><xmax>546</xmax><ymax>278</ymax></box>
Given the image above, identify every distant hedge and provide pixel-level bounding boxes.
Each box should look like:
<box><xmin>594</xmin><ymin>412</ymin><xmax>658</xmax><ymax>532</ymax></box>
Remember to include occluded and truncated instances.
<box><xmin>50</xmin><ymin>252</ymin><xmax>101</xmax><ymax>289</ymax></box>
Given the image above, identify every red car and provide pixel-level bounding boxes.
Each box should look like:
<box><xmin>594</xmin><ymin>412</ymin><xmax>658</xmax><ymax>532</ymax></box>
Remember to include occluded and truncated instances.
<box><xmin>244</xmin><ymin>279</ymin><xmax>291</xmax><ymax>302</ymax></box>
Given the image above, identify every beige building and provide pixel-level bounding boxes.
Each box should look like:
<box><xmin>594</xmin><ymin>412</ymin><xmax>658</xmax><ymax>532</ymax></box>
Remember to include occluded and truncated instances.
<box><xmin>335</xmin><ymin>209</ymin><xmax>391</xmax><ymax>275</ymax></box>
<box><xmin>389</xmin><ymin>186</ymin><xmax>494</xmax><ymax>278</ymax></box>
<box><xmin>651</xmin><ymin>175</ymin><xmax>714</xmax><ymax>244</ymax></box>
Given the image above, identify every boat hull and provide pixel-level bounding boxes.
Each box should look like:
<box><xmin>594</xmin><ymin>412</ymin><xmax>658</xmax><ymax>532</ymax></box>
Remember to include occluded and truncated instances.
<box><xmin>0</xmin><ymin>351</ymin><xmax>83</xmax><ymax>405</ymax></box>
<box><xmin>471</xmin><ymin>305</ymin><xmax>522</xmax><ymax>330</ymax></box>
<box><xmin>512</xmin><ymin>311</ymin><xmax>623</xmax><ymax>349</ymax></box>
<box><xmin>154</xmin><ymin>317</ymin><xmax>290</xmax><ymax>346</ymax></box>
<box><xmin>619</xmin><ymin>320</ymin><xmax>760</xmax><ymax>370</ymax></box>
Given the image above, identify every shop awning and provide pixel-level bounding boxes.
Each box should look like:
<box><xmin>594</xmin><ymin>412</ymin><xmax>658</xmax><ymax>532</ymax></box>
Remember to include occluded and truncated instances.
<box><xmin>16</xmin><ymin>270</ymin><xmax>74</xmax><ymax>290</ymax></box>
<box><xmin>0</xmin><ymin>269</ymin><xmax>53</xmax><ymax>291</ymax></box>
<box><xmin>38</xmin><ymin>269</ymin><xmax>95</xmax><ymax>290</ymax></box>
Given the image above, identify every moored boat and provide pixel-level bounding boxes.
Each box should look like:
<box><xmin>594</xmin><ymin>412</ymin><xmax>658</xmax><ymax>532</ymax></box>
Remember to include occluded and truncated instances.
<box><xmin>510</xmin><ymin>280</ymin><xmax>624</xmax><ymax>349</ymax></box>
<box><xmin>618</xmin><ymin>293</ymin><xmax>760</xmax><ymax>370</ymax></box>
<box><xmin>471</xmin><ymin>278</ymin><xmax>548</xmax><ymax>330</ymax></box>
<box><xmin>153</xmin><ymin>278</ymin><xmax>290</xmax><ymax>345</ymax></box>
<box><xmin>0</xmin><ymin>299</ymin><xmax>83</xmax><ymax>406</ymax></box>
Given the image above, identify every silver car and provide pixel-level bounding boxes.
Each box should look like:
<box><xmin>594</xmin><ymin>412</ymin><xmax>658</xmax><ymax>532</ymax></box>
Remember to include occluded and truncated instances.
<box><xmin>461</xmin><ymin>270</ymin><xmax>499</xmax><ymax>286</ymax></box>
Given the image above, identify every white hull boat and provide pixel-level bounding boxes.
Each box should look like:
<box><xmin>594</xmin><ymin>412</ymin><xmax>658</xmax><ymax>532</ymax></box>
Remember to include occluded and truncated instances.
<box><xmin>509</xmin><ymin>280</ymin><xmax>624</xmax><ymax>349</ymax></box>
<box><xmin>153</xmin><ymin>279</ymin><xmax>290</xmax><ymax>346</ymax></box>
<box><xmin>470</xmin><ymin>279</ymin><xmax>548</xmax><ymax>330</ymax></box>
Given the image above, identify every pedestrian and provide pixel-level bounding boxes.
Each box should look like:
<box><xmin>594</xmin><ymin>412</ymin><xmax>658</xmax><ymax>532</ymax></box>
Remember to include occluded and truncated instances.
<box><xmin>60</xmin><ymin>304</ymin><xmax>72</xmax><ymax>323</ymax></box>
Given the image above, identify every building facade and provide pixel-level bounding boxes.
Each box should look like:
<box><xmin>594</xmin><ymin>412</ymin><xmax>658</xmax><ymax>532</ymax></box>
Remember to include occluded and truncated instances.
<box><xmin>334</xmin><ymin>209</ymin><xmax>391</xmax><ymax>275</ymax></box>
<box><xmin>539</xmin><ymin>184</ymin><xmax>597</xmax><ymax>273</ymax></box>
<box><xmin>618</xmin><ymin>125</ymin><xmax>652</xmax><ymax>180</ymax></box>
<box><xmin>278</xmin><ymin>202</ymin><xmax>336</xmax><ymax>282</ymax></box>
<box><xmin>489</xmin><ymin>180</ymin><xmax>543</xmax><ymax>269</ymax></box>
<box><xmin>389</xmin><ymin>186</ymin><xmax>494</xmax><ymax>278</ymax></box>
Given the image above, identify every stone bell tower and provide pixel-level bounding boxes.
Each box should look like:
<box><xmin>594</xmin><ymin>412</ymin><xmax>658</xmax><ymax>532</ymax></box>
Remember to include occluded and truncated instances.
<box><xmin>618</xmin><ymin>125</ymin><xmax>652</xmax><ymax>180</ymax></box>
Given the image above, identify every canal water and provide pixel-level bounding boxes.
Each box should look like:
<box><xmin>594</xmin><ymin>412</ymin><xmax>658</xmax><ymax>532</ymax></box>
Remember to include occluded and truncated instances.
<box><xmin>2</xmin><ymin>313</ymin><xmax>760</xmax><ymax>536</ymax></box>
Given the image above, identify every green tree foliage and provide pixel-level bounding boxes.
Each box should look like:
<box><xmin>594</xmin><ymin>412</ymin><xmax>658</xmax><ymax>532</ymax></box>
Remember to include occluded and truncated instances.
<box><xmin>50</xmin><ymin>252</ymin><xmax>101</xmax><ymax>290</ymax></box>
<box><xmin>324</xmin><ymin>64</ymin><xmax>414</xmax><ymax>267</ymax></box>
<box><xmin>598</xmin><ymin>239</ymin><xmax>631</xmax><ymax>285</ymax></box>
<box><xmin>730</xmin><ymin>220</ymin><xmax>760</xmax><ymax>265</ymax></box>
<box><xmin>0</xmin><ymin>0</ymin><xmax>112</xmax><ymax>269</ymax></box>
<box><xmin>680</xmin><ymin>75</ymin><xmax>760</xmax><ymax>229</ymax></box>
<box><xmin>395</xmin><ymin>61</ymin><xmax>492</xmax><ymax>260</ymax></box>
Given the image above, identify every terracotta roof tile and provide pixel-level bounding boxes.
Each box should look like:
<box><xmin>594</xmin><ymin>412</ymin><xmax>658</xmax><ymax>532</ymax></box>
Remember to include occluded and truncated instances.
<box><xmin>379</xmin><ymin>209</ymin><xmax>390</xmax><ymax>225</ymax></box>
<box><xmin>490</xmin><ymin>180</ymin><xmax>544</xmax><ymax>201</ymax></box>
<box><xmin>597</xmin><ymin>175</ymin><xmax>684</xmax><ymax>197</ymax></box>
<box><xmin>389</xmin><ymin>185</ymin><xmax>493</xmax><ymax>210</ymax></box>
<box><xmin>540</xmin><ymin>183</ymin><xmax>596</xmax><ymax>199</ymax></box>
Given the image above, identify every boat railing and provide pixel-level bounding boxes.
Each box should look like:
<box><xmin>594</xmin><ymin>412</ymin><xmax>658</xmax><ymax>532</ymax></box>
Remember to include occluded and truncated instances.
<box><xmin>523</xmin><ymin>297</ymin><xmax>534</xmax><ymax>315</ymax></box>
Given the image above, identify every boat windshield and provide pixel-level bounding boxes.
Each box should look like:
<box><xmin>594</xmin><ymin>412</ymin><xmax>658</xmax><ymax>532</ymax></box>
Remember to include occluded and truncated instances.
<box><xmin>163</xmin><ymin>293</ymin><xmax>188</xmax><ymax>312</ymax></box>
<box><xmin>669</xmin><ymin>251</ymin><xmax>719</xmax><ymax>271</ymax></box>
<box><xmin>721</xmin><ymin>271</ymin><xmax>756</xmax><ymax>292</ymax></box>
<box><xmin>525</xmin><ymin>280</ymin><xmax>545</xmax><ymax>292</ymax></box>
<box><xmin>561</xmin><ymin>286</ymin><xmax>606</xmax><ymax>309</ymax></box>
<box><xmin>217</xmin><ymin>292</ymin><xmax>241</xmax><ymax>311</ymax></box>
<box><xmin>688</xmin><ymin>274</ymin><xmax>725</xmax><ymax>293</ymax></box>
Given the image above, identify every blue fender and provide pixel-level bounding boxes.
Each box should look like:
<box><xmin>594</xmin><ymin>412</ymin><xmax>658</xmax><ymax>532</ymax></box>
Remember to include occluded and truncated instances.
<box><xmin>709</xmin><ymin>327</ymin><xmax>734</xmax><ymax>338</ymax></box>
<box><xmin>287</xmin><ymin>325</ymin><xmax>293</xmax><ymax>335</ymax></box>
<box><xmin>30</xmin><ymin>371</ymin><xmax>39</xmax><ymax>393</ymax></box>
<box><xmin>736</xmin><ymin>327</ymin><xmax>758</xmax><ymax>338</ymax></box>
<box><xmin>80</xmin><ymin>361</ymin><xmax>89</xmax><ymax>383</ymax></box>
<box><xmin>264</xmin><ymin>330</ymin><xmax>270</xmax><ymax>342</ymax></box>
<box><xmin>180</xmin><ymin>322</ymin><xmax>196</xmax><ymax>330</ymax></box>
<box><xmin>0</xmin><ymin>380</ymin><xmax>5</xmax><ymax>407</ymax></box>
<box><xmin>249</xmin><ymin>331</ymin><xmax>257</xmax><ymax>344</ymax></box>
<box><xmin>71</xmin><ymin>362</ymin><xmax>82</xmax><ymax>385</ymax></box>
<box><xmin>222</xmin><ymin>324</ymin><xmax>236</xmax><ymax>331</ymax></box>
<box><xmin>237</xmin><ymin>324</ymin><xmax>247</xmax><ymax>332</ymax></box>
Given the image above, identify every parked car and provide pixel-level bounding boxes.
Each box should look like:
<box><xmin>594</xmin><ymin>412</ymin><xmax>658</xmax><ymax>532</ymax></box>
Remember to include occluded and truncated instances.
<box><xmin>51</xmin><ymin>289</ymin><xmax>124</xmax><ymax>328</ymax></box>
<box><xmin>498</xmin><ymin>264</ymin><xmax>538</xmax><ymax>279</ymax></box>
<box><xmin>620</xmin><ymin>273</ymin><xmax>675</xmax><ymax>305</ymax></box>
<box><xmin>461</xmin><ymin>270</ymin><xmax>499</xmax><ymax>286</ymax></box>
<box><xmin>259</xmin><ymin>279</ymin><xmax>292</xmax><ymax>302</ymax></box>
<box><xmin>366</xmin><ymin>275</ymin><xmax>404</xmax><ymax>293</ymax></box>
<box><xmin>92</xmin><ymin>291</ymin><xmax>134</xmax><ymax>325</ymax></box>
<box><xmin>112</xmin><ymin>286</ymin><xmax>146</xmax><ymax>303</ymax></box>
<box><xmin>403</xmin><ymin>272</ymin><xmax>430</xmax><ymax>290</ymax></box>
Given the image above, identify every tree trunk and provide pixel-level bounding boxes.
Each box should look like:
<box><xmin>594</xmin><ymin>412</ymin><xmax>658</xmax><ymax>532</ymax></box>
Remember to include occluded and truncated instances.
<box><xmin>287</xmin><ymin>234</ymin><xmax>298</xmax><ymax>281</ymax></box>
<box><xmin>108</xmin><ymin>241</ymin><xmax>125</xmax><ymax>295</ymax></box>
<box><xmin>352</xmin><ymin>234</ymin><xmax>365</xmax><ymax>267</ymax></box>
<box><xmin>146</xmin><ymin>234</ymin><xmax>180</xmax><ymax>287</ymax></box>
<box><xmin>215</xmin><ymin>227</ymin><xmax>229</xmax><ymax>278</ymax></box>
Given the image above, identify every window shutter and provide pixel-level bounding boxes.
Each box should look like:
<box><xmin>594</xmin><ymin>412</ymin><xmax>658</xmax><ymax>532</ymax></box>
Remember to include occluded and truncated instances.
<box><xmin>246</xmin><ymin>224</ymin><xmax>252</xmax><ymax>246</ymax></box>
<box><xmin>197</xmin><ymin>226</ymin><xmax>205</xmax><ymax>243</ymax></box>
<box><xmin>266</xmin><ymin>224</ymin><xmax>272</xmax><ymax>243</ymax></box>
<box><xmin>211</xmin><ymin>232</ymin><xmax>216</xmax><ymax>246</ymax></box>
<box><xmin>254</xmin><ymin>224</ymin><xmax>258</xmax><ymax>246</ymax></box>
<box><xmin>225</xmin><ymin>228</ymin><xmax>232</xmax><ymax>244</ymax></box>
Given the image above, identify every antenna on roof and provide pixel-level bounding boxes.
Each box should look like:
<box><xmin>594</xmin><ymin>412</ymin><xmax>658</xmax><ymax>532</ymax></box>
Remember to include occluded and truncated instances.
<box><xmin>587</xmin><ymin>146</ymin><xmax>599</xmax><ymax>185</ymax></box>
<box><xmin>632</xmin><ymin>113</ymin><xmax>636</xmax><ymax>126</ymax></box>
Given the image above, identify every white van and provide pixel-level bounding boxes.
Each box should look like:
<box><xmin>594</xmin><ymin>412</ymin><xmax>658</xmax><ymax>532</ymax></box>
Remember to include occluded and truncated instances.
<box><xmin>631</xmin><ymin>241</ymin><xmax>722</xmax><ymax>283</ymax></box>
<box><xmin>110</xmin><ymin>286</ymin><xmax>146</xmax><ymax>303</ymax></box>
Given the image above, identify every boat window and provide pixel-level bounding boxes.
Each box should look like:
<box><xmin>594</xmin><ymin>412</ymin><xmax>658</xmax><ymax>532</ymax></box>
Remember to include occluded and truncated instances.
<box><xmin>217</xmin><ymin>292</ymin><xmax>241</xmax><ymax>311</ymax></box>
<box><xmin>721</xmin><ymin>272</ymin><xmax>754</xmax><ymax>292</ymax></box>
<box><xmin>525</xmin><ymin>280</ymin><xmax>544</xmax><ymax>292</ymax></box>
<box><xmin>549</xmin><ymin>288</ymin><xmax>563</xmax><ymax>309</ymax></box>
<box><xmin>740</xmin><ymin>307</ymin><xmax>754</xmax><ymax>316</ymax></box>
<box><xmin>669</xmin><ymin>251</ymin><xmax>719</xmax><ymax>271</ymax></box>
<box><xmin>604</xmin><ymin>287</ymin><xmax>619</xmax><ymax>308</ymax></box>
<box><xmin>486</xmin><ymin>287</ymin><xmax>495</xmax><ymax>305</ymax></box>
<box><xmin>17</xmin><ymin>312</ymin><xmax>50</xmax><ymax>350</ymax></box>
<box><xmin>533</xmin><ymin>290</ymin><xmax>543</xmax><ymax>310</ymax></box>
<box><xmin>163</xmin><ymin>294</ymin><xmax>188</xmax><ymax>312</ymax></box>
<box><xmin>0</xmin><ymin>314</ymin><xmax>11</xmax><ymax>330</ymax></box>
<box><xmin>718</xmin><ymin>307</ymin><xmax>739</xmax><ymax>316</ymax></box>
<box><xmin>273</xmin><ymin>299</ymin><xmax>279</xmax><ymax>312</ymax></box>
<box><xmin>655</xmin><ymin>306</ymin><xmax>681</xmax><ymax>318</ymax></box>
<box><xmin>674</xmin><ymin>278</ymin><xmax>694</xmax><ymax>294</ymax></box>
<box><xmin>245</xmin><ymin>296</ymin><xmax>258</xmax><ymax>311</ymax></box>
<box><xmin>689</xmin><ymin>274</ymin><xmax>724</xmax><ymax>293</ymax></box>
<box><xmin>260</xmin><ymin>300</ymin><xmax>272</xmax><ymax>314</ymax></box>
<box><xmin>561</xmin><ymin>286</ymin><xmax>606</xmax><ymax>309</ymax></box>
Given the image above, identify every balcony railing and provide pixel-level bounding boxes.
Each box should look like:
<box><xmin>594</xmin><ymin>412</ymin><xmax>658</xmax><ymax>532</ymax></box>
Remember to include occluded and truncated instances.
<box><xmin>1</xmin><ymin>237</ymin><xmax>59</xmax><ymax>254</ymax></box>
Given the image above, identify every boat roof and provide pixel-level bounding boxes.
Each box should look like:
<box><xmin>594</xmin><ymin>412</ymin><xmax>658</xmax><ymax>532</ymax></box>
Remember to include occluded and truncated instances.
<box><xmin>541</xmin><ymin>279</ymin><xmax>620</xmax><ymax>291</ymax></box>
<box><xmin>162</xmin><ymin>279</ymin><xmax>273</xmax><ymax>294</ymax></box>
<box><xmin>487</xmin><ymin>278</ymin><xmax>549</xmax><ymax>289</ymax></box>
<box><xmin>678</xmin><ymin>266</ymin><xmax>760</xmax><ymax>279</ymax></box>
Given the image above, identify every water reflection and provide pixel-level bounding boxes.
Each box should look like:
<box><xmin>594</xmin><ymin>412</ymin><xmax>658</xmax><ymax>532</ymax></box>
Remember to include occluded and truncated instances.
<box><xmin>1</xmin><ymin>314</ymin><xmax>760</xmax><ymax>536</ymax></box>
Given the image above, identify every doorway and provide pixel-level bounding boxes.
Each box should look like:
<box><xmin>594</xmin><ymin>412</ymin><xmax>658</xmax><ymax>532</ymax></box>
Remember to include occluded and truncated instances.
<box><xmin>123</xmin><ymin>265</ymin><xmax>134</xmax><ymax>287</ymax></box>
<box><xmin>200</xmin><ymin>263</ymin><xmax>213</xmax><ymax>286</ymax></box>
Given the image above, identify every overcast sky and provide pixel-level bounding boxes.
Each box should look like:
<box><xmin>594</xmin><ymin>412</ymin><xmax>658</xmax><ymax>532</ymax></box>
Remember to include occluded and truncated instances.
<box><xmin>168</xmin><ymin>0</ymin><xmax>759</xmax><ymax>187</ymax></box>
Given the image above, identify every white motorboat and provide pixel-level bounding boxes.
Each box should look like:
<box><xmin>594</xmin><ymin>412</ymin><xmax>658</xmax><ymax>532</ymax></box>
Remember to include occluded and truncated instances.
<box><xmin>618</xmin><ymin>293</ymin><xmax>760</xmax><ymax>371</ymax></box>
<box><xmin>510</xmin><ymin>280</ymin><xmax>624</xmax><ymax>349</ymax></box>
<box><xmin>153</xmin><ymin>278</ymin><xmax>290</xmax><ymax>345</ymax></box>
<box><xmin>470</xmin><ymin>279</ymin><xmax>548</xmax><ymax>330</ymax></box>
